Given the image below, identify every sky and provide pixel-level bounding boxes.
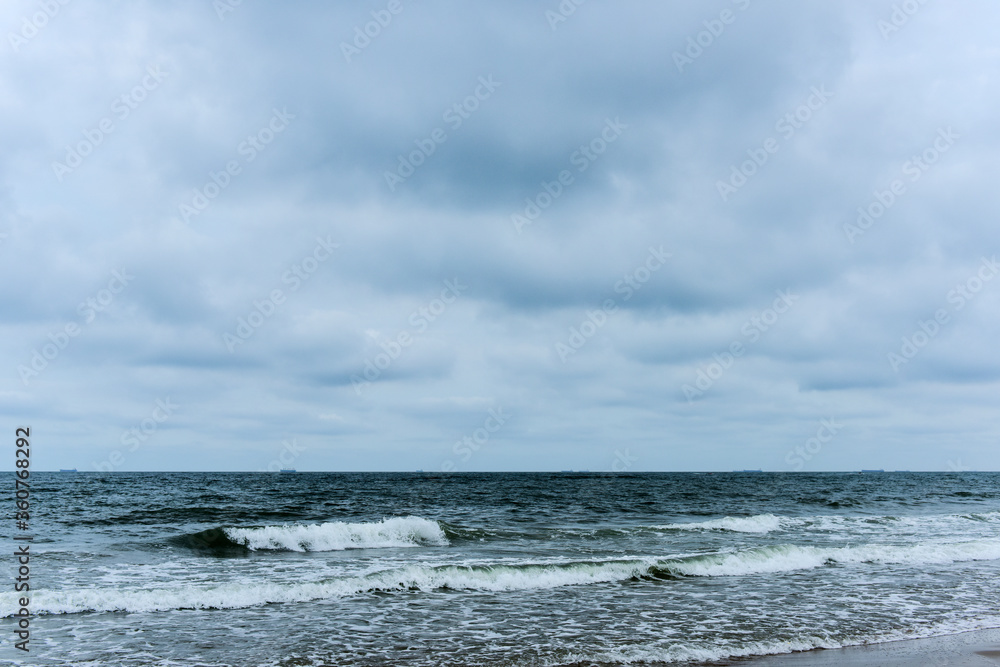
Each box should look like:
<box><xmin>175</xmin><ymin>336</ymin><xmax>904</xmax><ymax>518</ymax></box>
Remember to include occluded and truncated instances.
<box><xmin>1</xmin><ymin>0</ymin><xmax>998</xmax><ymax>472</ymax></box>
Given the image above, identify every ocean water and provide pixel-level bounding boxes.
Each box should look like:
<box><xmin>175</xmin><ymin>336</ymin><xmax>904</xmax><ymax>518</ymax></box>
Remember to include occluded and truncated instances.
<box><xmin>3</xmin><ymin>472</ymin><xmax>1000</xmax><ymax>666</ymax></box>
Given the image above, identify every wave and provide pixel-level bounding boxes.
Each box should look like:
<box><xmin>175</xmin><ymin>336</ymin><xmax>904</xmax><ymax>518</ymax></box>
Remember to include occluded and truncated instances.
<box><xmin>165</xmin><ymin>512</ymin><xmax>1000</xmax><ymax>558</ymax></box>
<box><xmin>172</xmin><ymin>516</ymin><xmax>448</xmax><ymax>553</ymax></box>
<box><xmin>556</xmin><ymin>618</ymin><xmax>1000</xmax><ymax>666</ymax></box>
<box><xmin>654</xmin><ymin>511</ymin><xmax>1000</xmax><ymax>535</ymax></box>
<box><xmin>9</xmin><ymin>539</ymin><xmax>1000</xmax><ymax>617</ymax></box>
<box><xmin>438</xmin><ymin>522</ymin><xmax>512</xmax><ymax>542</ymax></box>
<box><xmin>557</xmin><ymin>635</ymin><xmax>853</xmax><ymax>666</ymax></box>
<box><xmin>666</xmin><ymin>539</ymin><xmax>1000</xmax><ymax>576</ymax></box>
<box><xmin>655</xmin><ymin>513</ymin><xmax>785</xmax><ymax>533</ymax></box>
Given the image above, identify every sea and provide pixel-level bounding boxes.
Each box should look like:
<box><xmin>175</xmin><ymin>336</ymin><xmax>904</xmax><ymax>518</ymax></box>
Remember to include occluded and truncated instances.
<box><xmin>2</xmin><ymin>471</ymin><xmax>1000</xmax><ymax>666</ymax></box>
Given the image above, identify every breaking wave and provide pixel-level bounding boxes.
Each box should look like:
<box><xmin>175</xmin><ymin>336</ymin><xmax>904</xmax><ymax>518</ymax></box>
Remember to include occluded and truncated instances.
<box><xmin>656</xmin><ymin>513</ymin><xmax>785</xmax><ymax>533</ymax></box>
<box><xmin>173</xmin><ymin>516</ymin><xmax>448</xmax><ymax>553</ymax></box>
<box><xmin>170</xmin><ymin>511</ymin><xmax>1000</xmax><ymax>554</ymax></box>
<box><xmin>656</xmin><ymin>511</ymin><xmax>1000</xmax><ymax>535</ymax></box>
<box><xmin>10</xmin><ymin>539</ymin><xmax>1000</xmax><ymax>617</ymax></box>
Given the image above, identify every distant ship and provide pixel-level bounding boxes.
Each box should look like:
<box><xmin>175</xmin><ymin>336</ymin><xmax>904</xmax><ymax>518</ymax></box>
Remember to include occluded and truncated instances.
<box><xmin>736</xmin><ymin>469</ymin><xmax>763</xmax><ymax>472</ymax></box>
<box><xmin>59</xmin><ymin>468</ymin><xmax>77</xmax><ymax>472</ymax></box>
<box><xmin>279</xmin><ymin>468</ymin><xmax>296</xmax><ymax>473</ymax></box>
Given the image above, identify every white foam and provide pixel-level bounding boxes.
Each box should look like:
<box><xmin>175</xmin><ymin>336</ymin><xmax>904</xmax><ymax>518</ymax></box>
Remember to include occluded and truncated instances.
<box><xmin>558</xmin><ymin>635</ymin><xmax>848</xmax><ymax>666</ymax></box>
<box><xmin>0</xmin><ymin>560</ymin><xmax>659</xmax><ymax>616</ymax></box>
<box><xmin>826</xmin><ymin>540</ymin><xmax>1000</xmax><ymax>567</ymax></box>
<box><xmin>655</xmin><ymin>511</ymin><xmax>1000</xmax><ymax>536</ymax></box>
<box><xmin>657</xmin><ymin>513</ymin><xmax>785</xmax><ymax>533</ymax></box>
<box><xmin>7</xmin><ymin>539</ymin><xmax>1000</xmax><ymax>617</ymax></box>
<box><xmin>667</xmin><ymin>540</ymin><xmax>1000</xmax><ymax>577</ymax></box>
<box><xmin>223</xmin><ymin>516</ymin><xmax>448</xmax><ymax>551</ymax></box>
<box><xmin>557</xmin><ymin>618</ymin><xmax>1000</xmax><ymax>666</ymax></box>
<box><xmin>668</xmin><ymin>544</ymin><xmax>827</xmax><ymax>576</ymax></box>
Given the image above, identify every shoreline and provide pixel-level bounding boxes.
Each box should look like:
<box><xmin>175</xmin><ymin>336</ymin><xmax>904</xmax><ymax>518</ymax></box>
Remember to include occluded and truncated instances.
<box><xmin>732</xmin><ymin>628</ymin><xmax>1000</xmax><ymax>666</ymax></box>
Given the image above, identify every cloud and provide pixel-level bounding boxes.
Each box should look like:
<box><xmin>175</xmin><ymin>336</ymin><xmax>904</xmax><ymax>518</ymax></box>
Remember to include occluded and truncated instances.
<box><xmin>2</xmin><ymin>0</ymin><xmax>999</xmax><ymax>471</ymax></box>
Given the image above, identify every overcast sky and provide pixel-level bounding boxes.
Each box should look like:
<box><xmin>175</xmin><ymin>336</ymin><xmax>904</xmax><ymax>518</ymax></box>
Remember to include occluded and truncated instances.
<box><xmin>2</xmin><ymin>0</ymin><xmax>998</xmax><ymax>472</ymax></box>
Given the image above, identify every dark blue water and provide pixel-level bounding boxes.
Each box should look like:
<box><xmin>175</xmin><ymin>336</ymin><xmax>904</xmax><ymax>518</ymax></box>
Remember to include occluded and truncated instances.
<box><xmin>3</xmin><ymin>472</ymin><xmax>1000</xmax><ymax>665</ymax></box>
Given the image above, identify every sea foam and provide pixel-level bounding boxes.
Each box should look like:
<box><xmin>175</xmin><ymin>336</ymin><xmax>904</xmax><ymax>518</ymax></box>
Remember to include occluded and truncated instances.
<box><xmin>656</xmin><ymin>513</ymin><xmax>785</xmax><ymax>533</ymax></box>
<box><xmin>222</xmin><ymin>516</ymin><xmax>448</xmax><ymax>551</ymax></box>
<box><xmin>8</xmin><ymin>538</ymin><xmax>1000</xmax><ymax>617</ymax></box>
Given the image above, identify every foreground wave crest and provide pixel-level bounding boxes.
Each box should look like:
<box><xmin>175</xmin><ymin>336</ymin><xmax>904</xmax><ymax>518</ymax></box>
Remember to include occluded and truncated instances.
<box><xmin>175</xmin><ymin>516</ymin><xmax>448</xmax><ymax>552</ymax></box>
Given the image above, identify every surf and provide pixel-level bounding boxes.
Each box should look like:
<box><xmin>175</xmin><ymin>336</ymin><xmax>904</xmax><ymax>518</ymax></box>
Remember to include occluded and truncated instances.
<box><xmin>172</xmin><ymin>516</ymin><xmax>448</xmax><ymax>553</ymax></box>
<box><xmin>11</xmin><ymin>538</ymin><xmax>1000</xmax><ymax>617</ymax></box>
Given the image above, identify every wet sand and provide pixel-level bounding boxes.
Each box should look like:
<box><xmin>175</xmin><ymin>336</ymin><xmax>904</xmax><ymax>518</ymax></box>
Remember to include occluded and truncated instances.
<box><xmin>735</xmin><ymin>628</ymin><xmax>1000</xmax><ymax>666</ymax></box>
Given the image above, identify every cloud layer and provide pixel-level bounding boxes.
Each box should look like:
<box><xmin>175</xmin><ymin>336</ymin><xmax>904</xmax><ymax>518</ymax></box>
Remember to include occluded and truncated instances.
<box><xmin>2</xmin><ymin>0</ymin><xmax>998</xmax><ymax>471</ymax></box>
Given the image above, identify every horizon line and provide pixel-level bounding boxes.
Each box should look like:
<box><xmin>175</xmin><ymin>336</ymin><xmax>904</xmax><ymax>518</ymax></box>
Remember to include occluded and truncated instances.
<box><xmin>12</xmin><ymin>469</ymin><xmax>993</xmax><ymax>474</ymax></box>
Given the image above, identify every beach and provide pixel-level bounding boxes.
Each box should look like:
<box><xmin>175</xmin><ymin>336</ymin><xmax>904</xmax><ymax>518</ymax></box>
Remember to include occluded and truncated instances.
<box><xmin>743</xmin><ymin>628</ymin><xmax>1000</xmax><ymax>666</ymax></box>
